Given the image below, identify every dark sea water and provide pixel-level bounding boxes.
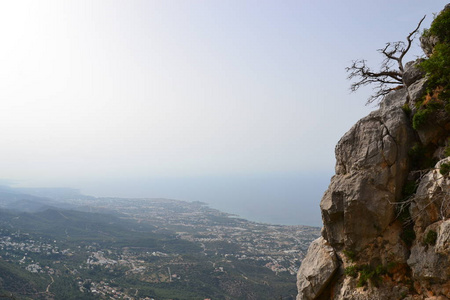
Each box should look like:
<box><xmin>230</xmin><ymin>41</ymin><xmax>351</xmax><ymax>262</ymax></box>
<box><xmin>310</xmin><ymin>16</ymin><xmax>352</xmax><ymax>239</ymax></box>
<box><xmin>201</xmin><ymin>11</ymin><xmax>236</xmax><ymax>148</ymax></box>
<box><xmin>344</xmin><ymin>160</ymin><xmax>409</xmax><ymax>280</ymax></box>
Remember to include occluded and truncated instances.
<box><xmin>81</xmin><ymin>172</ymin><xmax>331</xmax><ymax>227</ymax></box>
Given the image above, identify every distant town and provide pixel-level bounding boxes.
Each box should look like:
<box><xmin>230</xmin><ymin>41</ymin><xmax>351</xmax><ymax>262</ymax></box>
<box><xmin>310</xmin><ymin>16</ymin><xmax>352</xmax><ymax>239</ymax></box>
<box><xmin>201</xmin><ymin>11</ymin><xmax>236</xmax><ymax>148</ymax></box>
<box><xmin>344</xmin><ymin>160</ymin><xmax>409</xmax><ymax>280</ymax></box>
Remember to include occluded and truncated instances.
<box><xmin>65</xmin><ymin>197</ymin><xmax>320</xmax><ymax>274</ymax></box>
<box><xmin>0</xmin><ymin>192</ymin><xmax>320</xmax><ymax>299</ymax></box>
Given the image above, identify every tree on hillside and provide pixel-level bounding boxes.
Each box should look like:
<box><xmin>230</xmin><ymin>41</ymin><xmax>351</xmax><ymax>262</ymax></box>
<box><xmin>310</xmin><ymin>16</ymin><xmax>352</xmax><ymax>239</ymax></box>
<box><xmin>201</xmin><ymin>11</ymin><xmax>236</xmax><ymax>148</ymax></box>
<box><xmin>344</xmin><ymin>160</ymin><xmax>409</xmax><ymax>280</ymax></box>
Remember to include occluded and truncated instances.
<box><xmin>346</xmin><ymin>16</ymin><xmax>426</xmax><ymax>105</ymax></box>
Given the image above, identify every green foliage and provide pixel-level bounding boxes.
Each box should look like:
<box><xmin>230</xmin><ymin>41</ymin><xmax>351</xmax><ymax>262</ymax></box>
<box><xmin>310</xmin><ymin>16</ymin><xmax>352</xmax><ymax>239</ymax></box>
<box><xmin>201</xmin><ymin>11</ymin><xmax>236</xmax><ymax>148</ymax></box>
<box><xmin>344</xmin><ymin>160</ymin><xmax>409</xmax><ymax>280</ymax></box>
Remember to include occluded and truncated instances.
<box><xmin>412</xmin><ymin>108</ymin><xmax>431</xmax><ymax>129</ymax></box>
<box><xmin>440</xmin><ymin>162</ymin><xmax>450</xmax><ymax>176</ymax></box>
<box><xmin>414</xmin><ymin>8</ymin><xmax>450</xmax><ymax>145</ymax></box>
<box><xmin>396</xmin><ymin>185</ymin><xmax>416</xmax><ymax>249</ymax></box>
<box><xmin>408</xmin><ymin>143</ymin><xmax>437</xmax><ymax>170</ymax></box>
<box><xmin>51</xmin><ymin>276</ymin><xmax>98</xmax><ymax>300</ymax></box>
<box><xmin>444</xmin><ymin>140</ymin><xmax>450</xmax><ymax>157</ymax></box>
<box><xmin>402</xmin><ymin>103</ymin><xmax>412</xmax><ymax>116</ymax></box>
<box><xmin>357</xmin><ymin>265</ymin><xmax>376</xmax><ymax>287</ymax></box>
<box><xmin>375</xmin><ymin>264</ymin><xmax>387</xmax><ymax>276</ymax></box>
<box><xmin>345</xmin><ymin>265</ymin><xmax>359</xmax><ymax>278</ymax></box>
<box><xmin>420</xmin><ymin>43</ymin><xmax>450</xmax><ymax>94</ymax></box>
<box><xmin>345</xmin><ymin>264</ymin><xmax>388</xmax><ymax>287</ymax></box>
<box><xmin>419</xmin><ymin>7</ymin><xmax>450</xmax><ymax>104</ymax></box>
<box><xmin>423</xmin><ymin>230</ymin><xmax>438</xmax><ymax>245</ymax></box>
<box><xmin>0</xmin><ymin>207</ymin><xmax>300</xmax><ymax>300</ymax></box>
<box><xmin>400</xmin><ymin>228</ymin><xmax>416</xmax><ymax>247</ymax></box>
<box><xmin>0</xmin><ymin>260</ymin><xmax>48</xmax><ymax>296</ymax></box>
<box><xmin>397</xmin><ymin>181</ymin><xmax>413</xmax><ymax>225</ymax></box>
<box><xmin>342</xmin><ymin>249</ymin><xmax>357</xmax><ymax>262</ymax></box>
<box><xmin>124</xmin><ymin>256</ymin><xmax>298</xmax><ymax>300</ymax></box>
<box><xmin>402</xmin><ymin>181</ymin><xmax>418</xmax><ymax>199</ymax></box>
<box><xmin>408</xmin><ymin>143</ymin><xmax>426</xmax><ymax>164</ymax></box>
<box><xmin>2</xmin><ymin>208</ymin><xmax>203</xmax><ymax>255</ymax></box>
<box><xmin>428</xmin><ymin>7</ymin><xmax>450</xmax><ymax>43</ymax></box>
<box><xmin>386</xmin><ymin>262</ymin><xmax>397</xmax><ymax>273</ymax></box>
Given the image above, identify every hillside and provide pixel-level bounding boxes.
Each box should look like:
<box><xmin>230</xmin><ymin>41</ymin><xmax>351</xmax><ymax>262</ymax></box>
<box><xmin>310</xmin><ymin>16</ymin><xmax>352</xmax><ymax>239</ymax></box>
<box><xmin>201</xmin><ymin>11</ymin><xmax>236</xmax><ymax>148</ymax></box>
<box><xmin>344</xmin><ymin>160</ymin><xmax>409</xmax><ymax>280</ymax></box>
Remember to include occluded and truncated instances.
<box><xmin>0</xmin><ymin>193</ymin><xmax>320</xmax><ymax>300</ymax></box>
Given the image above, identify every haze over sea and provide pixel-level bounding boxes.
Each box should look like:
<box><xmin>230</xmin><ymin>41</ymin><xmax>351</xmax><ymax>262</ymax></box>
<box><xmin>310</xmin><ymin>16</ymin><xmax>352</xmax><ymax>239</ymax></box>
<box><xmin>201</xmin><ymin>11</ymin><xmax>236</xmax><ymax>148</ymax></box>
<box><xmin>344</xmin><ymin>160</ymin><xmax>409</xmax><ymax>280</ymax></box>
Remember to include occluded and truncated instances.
<box><xmin>77</xmin><ymin>172</ymin><xmax>330</xmax><ymax>227</ymax></box>
<box><xmin>2</xmin><ymin>1</ymin><xmax>448</xmax><ymax>230</ymax></box>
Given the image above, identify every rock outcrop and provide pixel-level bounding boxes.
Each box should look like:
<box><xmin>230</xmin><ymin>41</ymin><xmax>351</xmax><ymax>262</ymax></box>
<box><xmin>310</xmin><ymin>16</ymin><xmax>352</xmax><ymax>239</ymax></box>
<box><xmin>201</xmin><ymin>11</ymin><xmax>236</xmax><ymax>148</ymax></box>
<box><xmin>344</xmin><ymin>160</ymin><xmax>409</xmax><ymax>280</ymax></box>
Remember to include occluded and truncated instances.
<box><xmin>320</xmin><ymin>87</ymin><xmax>415</xmax><ymax>253</ymax></box>
<box><xmin>296</xmin><ymin>237</ymin><xmax>338</xmax><ymax>300</ymax></box>
<box><xmin>297</xmin><ymin>5</ymin><xmax>450</xmax><ymax>300</ymax></box>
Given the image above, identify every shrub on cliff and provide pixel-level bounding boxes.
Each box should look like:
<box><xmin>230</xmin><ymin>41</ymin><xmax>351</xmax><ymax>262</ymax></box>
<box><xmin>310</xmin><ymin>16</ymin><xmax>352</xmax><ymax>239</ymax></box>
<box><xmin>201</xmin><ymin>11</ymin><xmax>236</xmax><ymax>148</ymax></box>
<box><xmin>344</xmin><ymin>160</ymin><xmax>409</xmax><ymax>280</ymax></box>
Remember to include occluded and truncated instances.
<box><xmin>414</xmin><ymin>6</ymin><xmax>450</xmax><ymax>128</ymax></box>
<box><xmin>424</xmin><ymin>6</ymin><xmax>450</xmax><ymax>43</ymax></box>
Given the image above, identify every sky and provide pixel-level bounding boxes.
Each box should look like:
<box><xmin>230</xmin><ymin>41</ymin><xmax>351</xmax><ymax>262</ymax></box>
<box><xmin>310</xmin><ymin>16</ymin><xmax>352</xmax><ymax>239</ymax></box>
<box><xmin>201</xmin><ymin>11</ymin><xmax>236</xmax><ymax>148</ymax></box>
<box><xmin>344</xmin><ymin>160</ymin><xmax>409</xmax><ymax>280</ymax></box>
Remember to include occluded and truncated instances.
<box><xmin>0</xmin><ymin>1</ymin><xmax>448</xmax><ymax>226</ymax></box>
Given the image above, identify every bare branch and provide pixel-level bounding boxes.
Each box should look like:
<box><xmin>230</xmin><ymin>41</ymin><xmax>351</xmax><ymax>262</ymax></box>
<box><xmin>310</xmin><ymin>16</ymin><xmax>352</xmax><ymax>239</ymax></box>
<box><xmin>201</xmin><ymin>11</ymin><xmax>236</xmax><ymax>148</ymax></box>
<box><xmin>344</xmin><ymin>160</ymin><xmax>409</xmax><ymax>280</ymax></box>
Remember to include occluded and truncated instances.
<box><xmin>390</xmin><ymin>168</ymin><xmax>450</xmax><ymax>225</ymax></box>
<box><xmin>346</xmin><ymin>15</ymin><xmax>426</xmax><ymax>104</ymax></box>
<box><xmin>400</xmin><ymin>15</ymin><xmax>427</xmax><ymax>63</ymax></box>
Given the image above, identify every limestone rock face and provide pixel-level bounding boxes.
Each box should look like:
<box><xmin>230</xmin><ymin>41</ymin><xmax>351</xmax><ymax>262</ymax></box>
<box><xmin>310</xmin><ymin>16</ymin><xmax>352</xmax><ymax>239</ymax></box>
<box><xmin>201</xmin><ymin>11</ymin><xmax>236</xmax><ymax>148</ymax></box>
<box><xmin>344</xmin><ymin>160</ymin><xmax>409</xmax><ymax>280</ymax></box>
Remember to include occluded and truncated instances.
<box><xmin>296</xmin><ymin>237</ymin><xmax>338</xmax><ymax>300</ymax></box>
<box><xmin>410</xmin><ymin>158</ymin><xmax>450</xmax><ymax>232</ymax></box>
<box><xmin>297</xmin><ymin>82</ymin><xmax>450</xmax><ymax>299</ymax></box>
<box><xmin>406</xmin><ymin>219</ymin><xmax>450</xmax><ymax>299</ymax></box>
<box><xmin>407</xmin><ymin>239</ymin><xmax>449</xmax><ymax>282</ymax></box>
<box><xmin>436</xmin><ymin>219</ymin><xmax>450</xmax><ymax>255</ymax></box>
<box><xmin>415</xmin><ymin>109</ymin><xmax>450</xmax><ymax>147</ymax></box>
<box><xmin>296</xmin><ymin>7</ymin><xmax>450</xmax><ymax>298</ymax></box>
<box><xmin>420</xmin><ymin>34</ymin><xmax>439</xmax><ymax>58</ymax></box>
<box><xmin>403</xmin><ymin>60</ymin><xmax>426</xmax><ymax>87</ymax></box>
<box><xmin>407</xmin><ymin>159</ymin><xmax>450</xmax><ymax>294</ymax></box>
<box><xmin>321</xmin><ymin>87</ymin><xmax>415</xmax><ymax>251</ymax></box>
<box><xmin>408</xmin><ymin>77</ymin><xmax>428</xmax><ymax>113</ymax></box>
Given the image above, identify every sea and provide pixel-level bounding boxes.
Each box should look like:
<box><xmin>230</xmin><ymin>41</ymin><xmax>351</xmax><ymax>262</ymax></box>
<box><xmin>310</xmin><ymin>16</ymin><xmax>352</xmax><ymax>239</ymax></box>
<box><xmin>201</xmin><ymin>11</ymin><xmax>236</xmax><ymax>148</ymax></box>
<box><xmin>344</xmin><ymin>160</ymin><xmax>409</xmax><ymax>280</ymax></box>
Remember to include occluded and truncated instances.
<box><xmin>80</xmin><ymin>172</ymin><xmax>331</xmax><ymax>227</ymax></box>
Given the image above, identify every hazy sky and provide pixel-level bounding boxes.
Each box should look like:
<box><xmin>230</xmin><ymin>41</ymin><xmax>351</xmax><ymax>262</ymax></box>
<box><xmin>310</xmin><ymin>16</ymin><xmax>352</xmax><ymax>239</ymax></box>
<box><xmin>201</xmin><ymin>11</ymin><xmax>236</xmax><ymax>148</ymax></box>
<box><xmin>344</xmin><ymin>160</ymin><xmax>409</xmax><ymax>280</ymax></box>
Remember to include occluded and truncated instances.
<box><xmin>0</xmin><ymin>1</ymin><xmax>448</xmax><ymax>225</ymax></box>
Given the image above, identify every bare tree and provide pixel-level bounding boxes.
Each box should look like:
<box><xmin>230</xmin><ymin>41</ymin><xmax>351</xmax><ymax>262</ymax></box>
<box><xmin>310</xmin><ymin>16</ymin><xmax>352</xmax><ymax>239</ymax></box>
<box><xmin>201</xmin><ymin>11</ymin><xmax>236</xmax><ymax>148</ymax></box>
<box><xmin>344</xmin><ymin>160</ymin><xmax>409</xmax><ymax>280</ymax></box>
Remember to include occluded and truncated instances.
<box><xmin>346</xmin><ymin>16</ymin><xmax>426</xmax><ymax>104</ymax></box>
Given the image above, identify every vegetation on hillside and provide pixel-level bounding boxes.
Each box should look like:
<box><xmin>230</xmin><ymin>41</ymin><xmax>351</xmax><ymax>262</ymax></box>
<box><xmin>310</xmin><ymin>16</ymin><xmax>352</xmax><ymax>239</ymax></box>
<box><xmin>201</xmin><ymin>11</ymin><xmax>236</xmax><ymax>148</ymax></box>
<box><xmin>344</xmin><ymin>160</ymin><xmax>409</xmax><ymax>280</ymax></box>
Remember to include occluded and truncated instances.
<box><xmin>0</xmin><ymin>207</ymin><xmax>299</xmax><ymax>299</ymax></box>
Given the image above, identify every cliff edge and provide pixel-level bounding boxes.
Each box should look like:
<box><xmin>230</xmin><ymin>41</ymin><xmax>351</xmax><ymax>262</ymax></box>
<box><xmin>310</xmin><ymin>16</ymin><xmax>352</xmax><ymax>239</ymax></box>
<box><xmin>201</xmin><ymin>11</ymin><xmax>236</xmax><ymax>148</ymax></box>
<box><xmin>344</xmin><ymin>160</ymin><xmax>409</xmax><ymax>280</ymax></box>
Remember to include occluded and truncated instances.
<box><xmin>297</xmin><ymin>5</ymin><xmax>450</xmax><ymax>300</ymax></box>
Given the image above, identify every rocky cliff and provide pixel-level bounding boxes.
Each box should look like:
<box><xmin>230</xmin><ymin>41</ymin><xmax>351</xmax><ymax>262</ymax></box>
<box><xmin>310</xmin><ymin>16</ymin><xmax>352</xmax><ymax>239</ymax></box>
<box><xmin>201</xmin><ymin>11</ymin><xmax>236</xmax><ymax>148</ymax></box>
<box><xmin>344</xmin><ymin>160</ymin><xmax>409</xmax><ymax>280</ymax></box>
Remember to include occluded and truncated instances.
<box><xmin>297</xmin><ymin>5</ymin><xmax>450</xmax><ymax>300</ymax></box>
